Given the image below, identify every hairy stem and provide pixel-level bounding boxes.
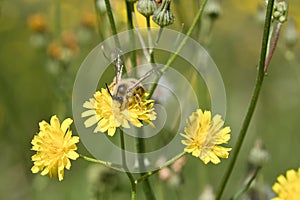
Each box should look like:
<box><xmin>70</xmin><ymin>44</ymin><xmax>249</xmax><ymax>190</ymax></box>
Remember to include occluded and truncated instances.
<box><xmin>215</xmin><ymin>0</ymin><xmax>275</xmax><ymax>199</ymax></box>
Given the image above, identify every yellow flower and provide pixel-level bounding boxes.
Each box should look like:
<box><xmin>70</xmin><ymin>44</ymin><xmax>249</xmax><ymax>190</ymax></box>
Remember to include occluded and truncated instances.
<box><xmin>181</xmin><ymin>109</ymin><xmax>231</xmax><ymax>164</ymax></box>
<box><xmin>82</xmin><ymin>86</ymin><xmax>156</xmax><ymax>136</ymax></box>
<box><xmin>27</xmin><ymin>13</ymin><xmax>47</xmax><ymax>32</ymax></box>
<box><xmin>31</xmin><ymin>115</ymin><xmax>79</xmax><ymax>181</ymax></box>
<box><xmin>272</xmin><ymin>168</ymin><xmax>300</xmax><ymax>200</ymax></box>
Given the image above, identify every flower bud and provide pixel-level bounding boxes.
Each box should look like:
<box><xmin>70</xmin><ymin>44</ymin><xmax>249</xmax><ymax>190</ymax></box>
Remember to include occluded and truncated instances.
<box><xmin>152</xmin><ymin>0</ymin><xmax>174</xmax><ymax>27</ymax></box>
<box><xmin>137</xmin><ymin>0</ymin><xmax>158</xmax><ymax>17</ymax></box>
<box><xmin>248</xmin><ymin>139</ymin><xmax>269</xmax><ymax>168</ymax></box>
<box><xmin>273</xmin><ymin>1</ymin><xmax>288</xmax><ymax>23</ymax></box>
<box><xmin>204</xmin><ymin>0</ymin><xmax>222</xmax><ymax>21</ymax></box>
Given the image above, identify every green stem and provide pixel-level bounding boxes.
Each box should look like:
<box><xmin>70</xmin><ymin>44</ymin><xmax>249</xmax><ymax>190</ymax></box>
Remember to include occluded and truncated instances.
<box><xmin>136</xmin><ymin>129</ymin><xmax>156</xmax><ymax>200</ymax></box>
<box><xmin>146</xmin><ymin>16</ymin><xmax>155</xmax><ymax>63</ymax></box>
<box><xmin>215</xmin><ymin>0</ymin><xmax>275</xmax><ymax>199</ymax></box>
<box><xmin>135</xmin><ymin>152</ymin><xmax>186</xmax><ymax>184</ymax></box>
<box><xmin>231</xmin><ymin>167</ymin><xmax>261</xmax><ymax>200</ymax></box>
<box><xmin>104</xmin><ymin>0</ymin><xmax>121</xmax><ymax>48</ymax></box>
<box><xmin>79</xmin><ymin>154</ymin><xmax>122</xmax><ymax>168</ymax></box>
<box><xmin>148</xmin><ymin>0</ymin><xmax>209</xmax><ymax>98</ymax></box>
<box><xmin>125</xmin><ymin>0</ymin><xmax>137</xmax><ymax>77</ymax></box>
<box><xmin>119</xmin><ymin>129</ymin><xmax>136</xmax><ymax>200</ymax></box>
<box><xmin>93</xmin><ymin>0</ymin><xmax>105</xmax><ymax>39</ymax></box>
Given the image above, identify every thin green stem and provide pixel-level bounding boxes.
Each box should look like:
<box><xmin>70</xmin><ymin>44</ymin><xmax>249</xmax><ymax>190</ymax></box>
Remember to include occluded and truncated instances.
<box><xmin>215</xmin><ymin>0</ymin><xmax>275</xmax><ymax>199</ymax></box>
<box><xmin>148</xmin><ymin>0</ymin><xmax>209</xmax><ymax>98</ymax></box>
<box><xmin>230</xmin><ymin>167</ymin><xmax>261</xmax><ymax>200</ymax></box>
<box><xmin>119</xmin><ymin>129</ymin><xmax>136</xmax><ymax>200</ymax></box>
<box><xmin>125</xmin><ymin>0</ymin><xmax>137</xmax><ymax>77</ymax></box>
<box><xmin>104</xmin><ymin>0</ymin><xmax>121</xmax><ymax>48</ymax></box>
<box><xmin>135</xmin><ymin>152</ymin><xmax>186</xmax><ymax>184</ymax></box>
<box><xmin>146</xmin><ymin>16</ymin><xmax>155</xmax><ymax>63</ymax></box>
<box><xmin>136</xmin><ymin>129</ymin><xmax>156</xmax><ymax>200</ymax></box>
<box><xmin>93</xmin><ymin>0</ymin><xmax>105</xmax><ymax>39</ymax></box>
<box><xmin>79</xmin><ymin>154</ymin><xmax>122</xmax><ymax>168</ymax></box>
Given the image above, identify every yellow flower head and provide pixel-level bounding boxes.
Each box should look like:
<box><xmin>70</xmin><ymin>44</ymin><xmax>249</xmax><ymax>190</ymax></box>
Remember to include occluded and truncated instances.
<box><xmin>272</xmin><ymin>168</ymin><xmax>300</xmax><ymax>200</ymax></box>
<box><xmin>31</xmin><ymin>115</ymin><xmax>80</xmax><ymax>181</ymax></box>
<box><xmin>181</xmin><ymin>109</ymin><xmax>231</xmax><ymax>164</ymax></box>
<box><xmin>82</xmin><ymin>86</ymin><xmax>156</xmax><ymax>136</ymax></box>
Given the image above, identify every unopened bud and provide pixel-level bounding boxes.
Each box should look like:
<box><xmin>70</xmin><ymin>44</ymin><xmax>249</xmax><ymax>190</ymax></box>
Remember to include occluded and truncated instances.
<box><xmin>152</xmin><ymin>0</ymin><xmax>174</xmax><ymax>27</ymax></box>
<box><xmin>273</xmin><ymin>1</ymin><xmax>288</xmax><ymax>23</ymax></box>
<box><xmin>248</xmin><ymin>139</ymin><xmax>269</xmax><ymax>167</ymax></box>
<box><xmin>136</xmin><ymin>0</ymin><xmax>158</xmax><ymax>17</ymax></box>
<box><xmin>204</xmin><ymin>0</ymin><xmax>222</xmax><ymax>20</ymax></box>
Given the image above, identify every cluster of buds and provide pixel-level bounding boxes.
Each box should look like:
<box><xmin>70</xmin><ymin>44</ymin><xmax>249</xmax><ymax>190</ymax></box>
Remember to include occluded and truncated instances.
<box><xmin>157</xmin><ymin>156</ymin><xmax>187</xmax><ymax>187</ymax></box>
<box><xmin>273</xmin><ymin>1</ymin><xmax>288</xmax><ymax>23</ymax></box>
<box><xmin>136</xmin><ymin>0</ymin><xmax>174</xmax><ymax>27</ymax></box>
<box><xmin>47</xmin><ymin>31</ymin><xmax>79</xmax><ymax>64</ymax></box>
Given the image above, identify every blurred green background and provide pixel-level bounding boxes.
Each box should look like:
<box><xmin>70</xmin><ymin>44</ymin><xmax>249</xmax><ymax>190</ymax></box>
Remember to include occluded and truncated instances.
<box><xmin>1</xmin><ymin>0</ymin><xmax>300</xmax><ymax>199</ymax></box>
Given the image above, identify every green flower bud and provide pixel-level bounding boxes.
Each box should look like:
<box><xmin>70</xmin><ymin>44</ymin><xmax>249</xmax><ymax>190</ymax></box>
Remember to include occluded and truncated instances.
<box><xmin>273</xmin><ymin>1</ymin><xmax>288</xmax><ymax>23</ymax></box>
<box><xmin>152</xmin><ymin>0</ymin><xmax>174</xmax><ymax>27</ymax></box>
<box><xmin>136</xmin><ymin>0</ymin><xmax>158</xmax><ymax>17</ymax></box>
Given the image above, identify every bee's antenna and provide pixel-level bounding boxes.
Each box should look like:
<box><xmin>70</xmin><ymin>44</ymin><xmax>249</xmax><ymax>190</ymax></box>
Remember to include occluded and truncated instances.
<box><xmin>105</xmin><ymin>83</ymin><xmax>113</xmax><ymax>97</ymax></box>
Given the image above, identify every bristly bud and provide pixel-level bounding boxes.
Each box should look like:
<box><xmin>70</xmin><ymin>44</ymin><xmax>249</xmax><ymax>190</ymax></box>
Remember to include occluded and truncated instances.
<box><xmin>136</xmin><ymin>0</ymin><xmax>158</xmax><ymax>17</ymax></box>
<box><xmin>273</xmin><ymin>1</ymin><xmax>288</xmax><ymax>23</ymax></box>
<box><xmin>204</xmin><ymin>0</ymin><xmax>222</xmax><ymax>21</ymax></box>
<box><xmin>152</xmin><ymin>0</ymin><xmax>174</xmax><ymax>27</ymax></box>
<box><xmin>248</xmin><ymin>139</ymin><xmax>269</xmax><ymax>169</ymax></box>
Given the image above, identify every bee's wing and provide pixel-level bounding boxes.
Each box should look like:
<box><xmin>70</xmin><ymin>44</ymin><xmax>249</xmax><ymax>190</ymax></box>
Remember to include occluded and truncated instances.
<box><xmin>127</xmin><ymin>67</ymin><xmax>159</xmax><ymax>92</ymax></box>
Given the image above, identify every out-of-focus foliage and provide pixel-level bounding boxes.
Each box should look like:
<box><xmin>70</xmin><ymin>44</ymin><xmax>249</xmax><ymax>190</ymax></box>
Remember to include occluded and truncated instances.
<box><xmin>0</xmin><ymin>0</ymin><xmax>300</xmax><ymax>199</ymax></box>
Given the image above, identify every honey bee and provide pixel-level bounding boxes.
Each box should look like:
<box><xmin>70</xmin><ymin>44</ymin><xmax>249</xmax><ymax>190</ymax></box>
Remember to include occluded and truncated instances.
<box><xmin>107</xmin><ymin>49</ymin><xmax>158</xmax><ymax>110</ymax></box>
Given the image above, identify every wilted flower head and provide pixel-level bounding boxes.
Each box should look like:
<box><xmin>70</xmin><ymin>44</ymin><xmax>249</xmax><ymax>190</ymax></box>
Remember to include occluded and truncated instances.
<box><xmin>181</xmin><ymin>109</ymin><xmax>231</xmax><ymax>164</ymax></box>
<box><xmin>272</xmin><ymin>167</ymin><xmax>300</xmax><ymax>200</ymax></box>
<box><xmin>82</xmin><ymin>84</ymin><xmax>156</xmax><ymax>136</ymax></box>
<box><xmin>31</xmin><ymin>115</ymin><xmax>79</xmax><ymax>181</ymax></box>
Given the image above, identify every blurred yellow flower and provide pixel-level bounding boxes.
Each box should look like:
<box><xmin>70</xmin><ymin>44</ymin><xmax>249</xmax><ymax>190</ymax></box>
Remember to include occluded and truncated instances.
<box><xmin>31</xmin><ymin>115</ymin><xmax>79</xmax><ymax>181</ymax></box>
<box><xmin>181</xmin><ymin>109</ymin><xmax>231</xmax><ymax>164</ymax></box>
<box><xmin>272</xmin><ymin>168</ymin><xmax>300</xmax><ymax>200</ymax></box>
<box><xmin>27</xmin><ymin>13</ymin><xmax>47</xmax><ymax>32</ymax></box>
<box><xmin>82</xmin><ymin>86</ymin><xmax>156</xmax><ymax>136</ymax></box>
